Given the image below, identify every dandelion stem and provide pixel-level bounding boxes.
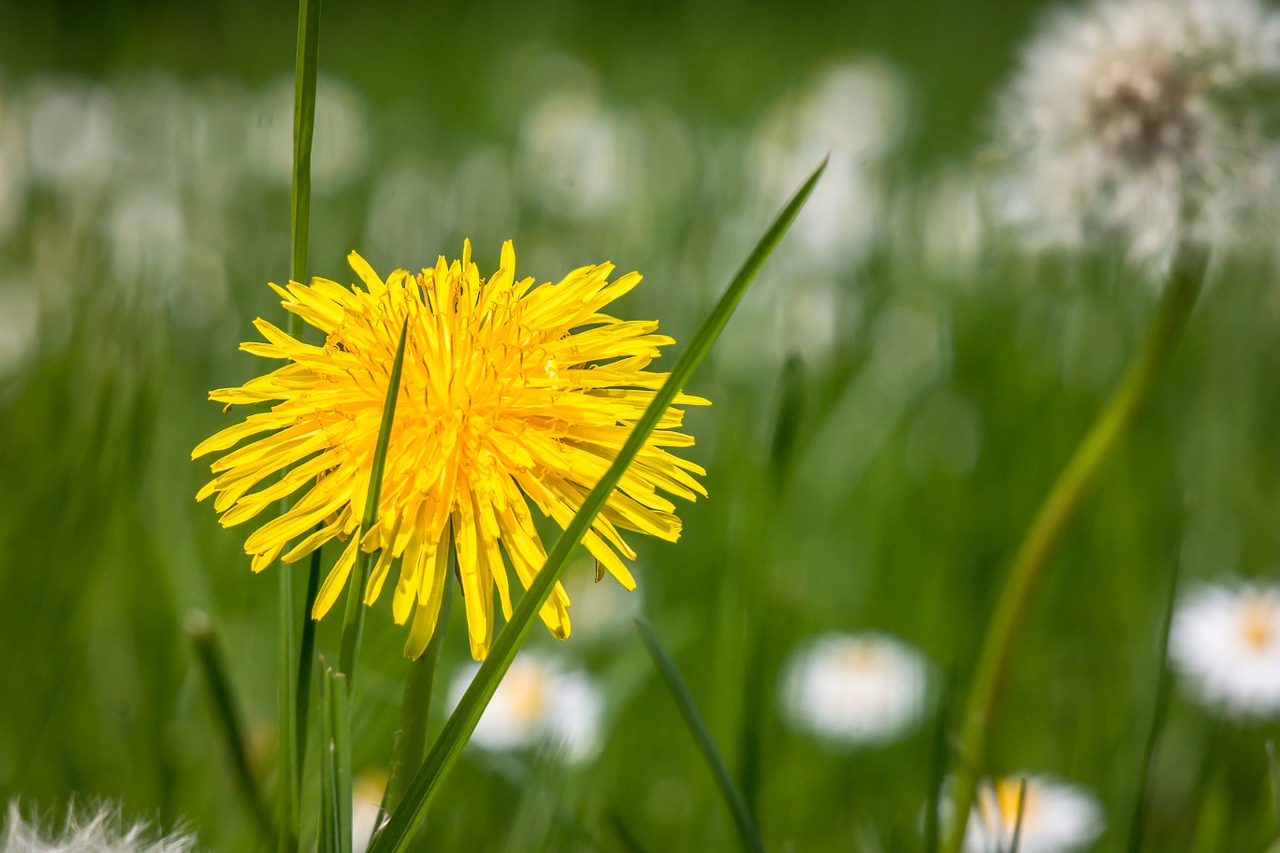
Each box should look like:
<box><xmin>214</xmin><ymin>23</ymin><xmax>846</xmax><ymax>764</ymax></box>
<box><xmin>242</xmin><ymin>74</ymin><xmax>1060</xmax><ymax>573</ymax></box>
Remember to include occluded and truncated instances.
<box><xmin>279</xmin><ymin>0</ymin><xmax>321</xmax><ymax>849</ymax></box>
<box><xmin>385</xmin><ymin>557</ymin><xmax>454</xmax><ymax>818</ymax></box>
<box><xmin>187</xmin><ymin>611</ymin><xmax>276</xmax><ymax>845</ymax></box>
<box><xmin>943</xmin><ymin>245</ymin><xmax>1207</xmax><ymax>853</ymax></box>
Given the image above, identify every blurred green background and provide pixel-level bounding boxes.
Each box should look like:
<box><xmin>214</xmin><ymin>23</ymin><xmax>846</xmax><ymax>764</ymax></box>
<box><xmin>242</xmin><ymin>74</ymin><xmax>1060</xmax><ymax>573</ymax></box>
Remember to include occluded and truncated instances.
<box><xmin>2</xmin><ymin>0</ymin><xmax>1280</xmax><ymax>850</ymax></box>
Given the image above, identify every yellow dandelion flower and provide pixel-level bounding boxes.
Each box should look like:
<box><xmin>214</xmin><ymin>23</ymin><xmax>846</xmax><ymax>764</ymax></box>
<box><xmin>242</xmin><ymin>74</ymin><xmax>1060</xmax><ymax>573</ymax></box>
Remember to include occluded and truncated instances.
<box><xmin>192</xmin><ymin>240</ymin><xmax>708</xmax><ymax>660</ymax></box>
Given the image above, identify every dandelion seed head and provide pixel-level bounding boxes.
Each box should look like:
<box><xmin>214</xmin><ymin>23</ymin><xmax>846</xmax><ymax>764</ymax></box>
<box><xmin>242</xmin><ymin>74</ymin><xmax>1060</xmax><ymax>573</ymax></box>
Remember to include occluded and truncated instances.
<box><xmin>1169</xmin><ymin>581</ymin><xmax>1280</xmax><ymax>717</ymax></box>
<box><xmin>779</xmin><ymin>632</ymin><xmax>929</xmax><ymax>747</ymax></box>
<box><xmin>2</xmin><ymin>801</ymin><xmax>197</xmax><ymax>853</ymax></box>
<box><xmin>992</xmin><ymin>0</ymin><xmax>1280</xmax><ymax>274</ymax></box>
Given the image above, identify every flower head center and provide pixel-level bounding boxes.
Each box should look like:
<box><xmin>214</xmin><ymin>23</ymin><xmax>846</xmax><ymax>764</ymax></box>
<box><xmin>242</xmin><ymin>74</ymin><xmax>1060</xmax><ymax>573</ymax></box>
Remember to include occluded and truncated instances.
<box><xmin>1089</xmin><ymin>56</ymin><xmax>1198</xmax><ymax>165</ymax></box>
<box><xmin>832</xmin><ymin>641</ymin><xmax>888</xmax><ymax>677</ymax></box>
<box><xmin>505</xmin><ymin>664</ymin><xmax>550</xmax><ymax>722</ymax></box>
<box><xmin>992</xmin><ymin>778</ymin><xmax>1038</xmax><ymax>829</ymax></box>
<box><xmin>1238</xmin><ymin>593</ymin><xmax>1278</xmax><ymax>652</ymax></box>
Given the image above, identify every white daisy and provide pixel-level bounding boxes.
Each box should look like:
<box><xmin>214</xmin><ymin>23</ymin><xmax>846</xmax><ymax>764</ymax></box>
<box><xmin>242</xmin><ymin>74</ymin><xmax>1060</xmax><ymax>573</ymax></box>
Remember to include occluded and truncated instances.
<box><xmin>1168</xmin><ymin>581</ymin><xmax>1280</xmax><ymax>717</ymax></box>
<box><xmin>351</xmin><ymin>772</ymin><xmax>388</xmax><ymax>853</ymax></box>
<box><xmin>991</xmin><ymin>0</ymin><xmax>1280</xmax><ymax>274</ymax></box>
<box><xmin>779</xmin><ymin>632</ymin><xmax>929</xmax><ymax>747</ymax></box>
<box><xmin>447</xmin><ymin>652</ymin><xmax>605</xmax><ymax>765</ymax></box>
<box><xmin>2</xmin><ymin>801</ymin><xmax>197</xmax><ymax>853</ymax></box>
<box><xmin>962</xmin><ymin>774</ymin><xmax>1104</xmax><ymax>853</ymax></box>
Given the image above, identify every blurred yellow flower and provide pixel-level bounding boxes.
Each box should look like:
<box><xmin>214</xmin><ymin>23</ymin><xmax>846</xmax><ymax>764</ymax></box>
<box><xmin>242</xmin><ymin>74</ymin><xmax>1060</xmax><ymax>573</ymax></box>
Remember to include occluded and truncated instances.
<box><xmin>192</xmin><ymin>240</ymin><xmax>707</xmax><ymax>659</ymax></box>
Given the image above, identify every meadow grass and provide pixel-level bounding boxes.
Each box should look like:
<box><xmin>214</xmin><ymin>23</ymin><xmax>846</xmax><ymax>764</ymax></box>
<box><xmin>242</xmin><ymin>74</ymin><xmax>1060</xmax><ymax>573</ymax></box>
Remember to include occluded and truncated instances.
<box><xmin>2</xmin><ymin>1</ymin><xmax>1280</xmax><ymax>851</ymax></box>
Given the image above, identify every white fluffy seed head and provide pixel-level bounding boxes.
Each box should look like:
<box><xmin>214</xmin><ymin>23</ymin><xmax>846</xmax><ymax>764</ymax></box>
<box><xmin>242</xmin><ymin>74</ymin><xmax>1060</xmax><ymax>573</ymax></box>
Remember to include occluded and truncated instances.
<box><xmin>1169</xmin><ymin>581</ymin><xmax>1280</xmax><ymax>717</ymax></box>
<box><xmin>2</xmin><ymin>801</ymin><xmax>197</xmax><ymax>853</ymax></box>
<box><xmin>990</xmin><ymin>0</ymin><xmax>1280</xmax><ymax>277</ymax></box>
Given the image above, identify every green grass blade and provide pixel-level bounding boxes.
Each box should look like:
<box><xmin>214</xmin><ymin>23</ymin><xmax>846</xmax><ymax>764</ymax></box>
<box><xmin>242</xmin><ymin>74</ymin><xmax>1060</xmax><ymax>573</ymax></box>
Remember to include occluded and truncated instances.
<box><xmin>1125</xmin><ymin>533</ymin><xmax>1183</xmax><ymax>853</ymax></box>
<box><xmin>924</xmin><ymin>673</ymin><xmax>951</xmax><ymax>853</ymax></box>
<box><xmin>319</xmin><ymin>665</ymin><xmax>340</xmax><ymax>853</ymax></box>
<box><xmin>337</xmin><ymin>317</ymin><xmax>409</xmax><ymax>690</ymax></box>
<box><xmin>366</xmin><ymin>158</ymin><xmax>826</xmax><ymax>853</ymax></box>
<box><xmin>331</xmin><ymin>669</ymin><xmax>353</xmax><ymax>853</ymax></box>
<box><xmin>290</xmin><ymin>0</ymin><xmax>320</xmax><ymax>294</ymax></box>
<box><xmin>280</xmin><ymin>1</ymin><xmax>321</xmax><ymax>849</ymax></box>
<box><xmin>1008</xmin><ymin>777</ymin><xmax>1028</xmax><ymax>853</ymax></box>
<box><xmin>608</xmin><ymin>812</ymin><xmax>651</xmax><ymax>853</ymax></box>
<box><xmin>296</xmin><ymin>541</ymin><xmax>323</xmax><ymax>776</ymax></box>
<box><xmin>186</xmin><ymin>610</ymin><xmax>275</xmax><ymax>844</ymax></box>
<box><xmin>277</xmin><ymin>561</ymin><xmax>301</xmax><ymax>853</ymax></box>
<box><xmin>636</xmin><ymin>618</ymin><xmax>766</xmax><ymax>853</ymax></box>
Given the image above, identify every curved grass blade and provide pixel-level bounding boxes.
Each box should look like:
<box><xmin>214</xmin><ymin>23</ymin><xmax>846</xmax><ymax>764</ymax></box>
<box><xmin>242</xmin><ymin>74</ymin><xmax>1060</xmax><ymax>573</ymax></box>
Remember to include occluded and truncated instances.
<box><xmin>636</xmin><ymin>618</ymin><xmax>765</xmax><ymax>853</ymax></box>
<box><xmin>280</xmin><ymin>1</ymin><xmax>321</xmax><ymax>850</ymax></box>
<box><xmin>187</xmin><ymin>611</ymin><xmax>275</xmax><ymax>844</ymax></box>
<box><xmin>337</xmin><ymin>317</ymin><xmax>410</xmax><ymax>690</ymax></box>
<box><xmin>367</xmin><ymin>158</ymin><xmax>827</xmax><ymax>853</ymax></box>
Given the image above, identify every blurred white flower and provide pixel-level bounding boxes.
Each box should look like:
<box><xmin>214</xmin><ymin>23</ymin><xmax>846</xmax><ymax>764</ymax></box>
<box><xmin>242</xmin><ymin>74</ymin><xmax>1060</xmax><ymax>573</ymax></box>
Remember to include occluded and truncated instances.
<box><xmin>0</xmin><ymin>83</ymin><xmax>27</xmax><ymax>241</ymax></box>
<box><xmin>23</xmin><ymin>77</ymin><xmax>118</xmax><ymax>197</ymax></box>
<box><xmin>351</xmin><ymin>772</ymin><xmax>387</xmax><ymax>853</ymax></box>
<box><xmin>103</xmin><ymin>186</ymin><xmax>187</xmax><ymax>303</ymax></box>
<box><xmin>448</xmin><ymin>652</ymin><xmax>605</xmax><ymax>764</ymax></box>
<box><xmin>779</xmin><ymin>632</ymin><xmax>929</xmax><ymax>747</ymax></box>
<box><xmin>248</xmin><ymin>74</ymin><xmax>369</xmax><ymax>193</ymax></box>
<box><xmin>992</xmin><ymin>0</ymin><xmax>1280</xmax><ymax>274</ymax></box>
<box><xmin>722</xmin><ymin>59</ymin><xmax>910</xmax><ymax>377</ymax></box>
<box><xmin>363</xmin><ymin>160</ymin><xmax>450</xmax><ymax>263</ymax></box>
<box><xmin>1169</xmin><ymin>581</ymin><xmax>1280</xmax><ymax>717</ymax></box>
<box><xmin>917</xmin><ymin>166</ymin><xmax>986</xmax><ymax>280</ymax></box>
<box><xmin>963</xmin><ymin>775</ymin><xmax>1104</xmax><ymax>853</ymax></box>
<box><xmin>0</xmin><ymin>281</ymin><xmax>38</xmax><ymax>381</ymax></box>
<box><xmin>2</xmin><ymin>800</ymin><xmax>197</xmax><ymax>853</ymax></box>
<box><xmin>751</xmin><ymin>58</ymin><xmax>910</xmax><ymax>272</ymax></box>
<box><xmin>518</xmin><ymin>86</ymin><xmax>637</xmax><ymax>220</ymax></box>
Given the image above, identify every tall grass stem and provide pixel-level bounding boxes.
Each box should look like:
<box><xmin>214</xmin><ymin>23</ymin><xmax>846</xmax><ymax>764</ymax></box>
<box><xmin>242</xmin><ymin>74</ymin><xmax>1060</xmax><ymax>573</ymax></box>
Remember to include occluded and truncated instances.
<box><xmin>943</xmin><ymin>245</ymin><xmax>1208</xmax><ymax>853</ymax></box>
<box><xmin>279</xmin><ymin>1</ymin><xmax>321</xmax><ymax>849</ymax></box>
